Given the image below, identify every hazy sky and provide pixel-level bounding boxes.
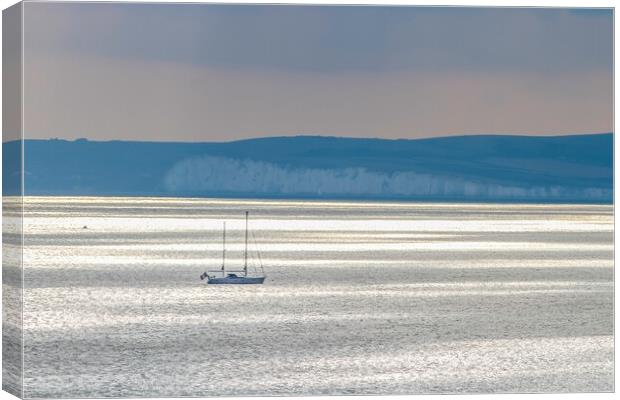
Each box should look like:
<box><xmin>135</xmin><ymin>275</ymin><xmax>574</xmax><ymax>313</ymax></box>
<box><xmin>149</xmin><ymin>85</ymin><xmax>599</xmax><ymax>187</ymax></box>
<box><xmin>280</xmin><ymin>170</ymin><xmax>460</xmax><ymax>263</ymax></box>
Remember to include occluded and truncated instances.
<box><xmin>23</xmin><ymin>3</ymin><xmax>613</xmax><ymax>142</ymax></box>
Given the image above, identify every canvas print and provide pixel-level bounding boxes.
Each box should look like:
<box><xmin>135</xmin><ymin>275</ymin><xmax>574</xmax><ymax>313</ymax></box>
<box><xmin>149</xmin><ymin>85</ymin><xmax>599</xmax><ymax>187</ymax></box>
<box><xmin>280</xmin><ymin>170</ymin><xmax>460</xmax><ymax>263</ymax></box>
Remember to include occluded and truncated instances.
<box><xmin>2</xmin><ymin>2</ymin><xmax>614</xmax><ymax>398</ymax></box>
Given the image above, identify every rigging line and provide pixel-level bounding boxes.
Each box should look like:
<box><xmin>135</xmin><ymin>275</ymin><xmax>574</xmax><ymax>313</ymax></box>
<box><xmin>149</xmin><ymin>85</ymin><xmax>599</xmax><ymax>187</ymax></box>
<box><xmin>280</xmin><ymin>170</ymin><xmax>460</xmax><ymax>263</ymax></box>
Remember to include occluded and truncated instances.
<box><xmin>251</xmin><ymin>231</ymin><xmax>265</xmax><ymax>274</ymax></box>
<box><xmin>247</xmin><ymin>231</ymin><xmax>258</xmax><ymax>274</ymax></box>
<box><xmin>254</xmin><ymin>241</ymin><xmax>260</xmax><ymax>274</ymax></box>
<box><xmin>250</xmin><ymin>240</ymin><xmax>258</xmax><ymax>274</ymax></box>
<box><xmin>253</xmin><ymin>248</ymin><xmax>259</xmax><ymax>274</ymax></box>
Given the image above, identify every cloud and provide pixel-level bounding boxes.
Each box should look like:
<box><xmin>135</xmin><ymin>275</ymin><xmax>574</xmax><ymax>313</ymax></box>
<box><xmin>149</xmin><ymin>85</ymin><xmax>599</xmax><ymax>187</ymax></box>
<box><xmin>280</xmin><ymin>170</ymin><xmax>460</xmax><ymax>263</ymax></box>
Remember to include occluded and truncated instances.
<box><xmin>23</xmin><ymin>52</ymin><xmax>612</xmax><ymax>141</ymax></box>
<box><xmin>22</xmin><ymin>4</ymin><xmax>613</xmax><ymax>141</ymax></box>
<box><xmin>24</xmin><ymin>3</ymin><xmax>612</xmax><ymax>74</ymax></box>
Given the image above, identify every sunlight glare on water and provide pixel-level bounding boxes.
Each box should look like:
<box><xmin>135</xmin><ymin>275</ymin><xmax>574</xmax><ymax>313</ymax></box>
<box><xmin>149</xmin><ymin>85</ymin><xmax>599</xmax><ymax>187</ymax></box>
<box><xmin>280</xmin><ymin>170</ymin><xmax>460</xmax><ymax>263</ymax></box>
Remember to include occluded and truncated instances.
<box><xmin>21</xmin><ymin>197</ymin><xmax>613</xmax><ymax>397</ymax></box>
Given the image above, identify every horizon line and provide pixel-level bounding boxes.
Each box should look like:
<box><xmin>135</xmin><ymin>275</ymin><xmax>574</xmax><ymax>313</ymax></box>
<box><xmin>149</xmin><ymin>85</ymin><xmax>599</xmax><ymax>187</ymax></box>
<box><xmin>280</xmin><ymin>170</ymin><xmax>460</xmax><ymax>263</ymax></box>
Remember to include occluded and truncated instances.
<box><xmin>15</xmin><ymin>131</ymin><xmax>614</xmax><ymax>144</ymax></box>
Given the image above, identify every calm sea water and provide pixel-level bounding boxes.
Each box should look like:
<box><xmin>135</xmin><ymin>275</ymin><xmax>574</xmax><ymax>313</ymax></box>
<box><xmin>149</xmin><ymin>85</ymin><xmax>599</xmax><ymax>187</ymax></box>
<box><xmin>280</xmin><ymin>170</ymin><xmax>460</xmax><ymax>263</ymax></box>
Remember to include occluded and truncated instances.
<box><xmin>21</xmin><ymin>197</ymin><xmax>613</xmax><ymax>397</ymax></box>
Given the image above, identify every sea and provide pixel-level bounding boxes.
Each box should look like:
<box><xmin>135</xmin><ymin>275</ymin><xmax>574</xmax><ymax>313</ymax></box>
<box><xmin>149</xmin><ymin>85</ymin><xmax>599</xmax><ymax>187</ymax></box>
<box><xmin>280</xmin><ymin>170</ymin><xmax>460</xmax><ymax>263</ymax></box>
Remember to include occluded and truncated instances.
<box><xmin>19</xmin><ymin>196</ymin><xmax>613</xmax><ymax>397</ymax></box>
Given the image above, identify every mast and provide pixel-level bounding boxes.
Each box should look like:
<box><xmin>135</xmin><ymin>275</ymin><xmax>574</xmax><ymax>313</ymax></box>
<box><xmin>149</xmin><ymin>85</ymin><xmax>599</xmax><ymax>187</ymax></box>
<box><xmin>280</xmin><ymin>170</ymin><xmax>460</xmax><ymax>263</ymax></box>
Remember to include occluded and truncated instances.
<box><xmin>244</xmin><ymin>211</ymin><xmax>249</xmax><ymax>276</ymax></box>
<box><xmin>221</xmin><ymin>221</ymin><xmax>226</xmax><ymax>277</ymax></box>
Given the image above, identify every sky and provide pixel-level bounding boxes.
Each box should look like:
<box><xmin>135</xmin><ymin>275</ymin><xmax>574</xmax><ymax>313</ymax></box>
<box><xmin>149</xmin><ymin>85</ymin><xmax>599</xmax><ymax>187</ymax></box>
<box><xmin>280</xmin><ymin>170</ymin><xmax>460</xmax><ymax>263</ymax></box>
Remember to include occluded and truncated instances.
<box><xmin>22</xmin><ymin>3</ymin><xmax>613</xmax><ymax>142</ymax></box>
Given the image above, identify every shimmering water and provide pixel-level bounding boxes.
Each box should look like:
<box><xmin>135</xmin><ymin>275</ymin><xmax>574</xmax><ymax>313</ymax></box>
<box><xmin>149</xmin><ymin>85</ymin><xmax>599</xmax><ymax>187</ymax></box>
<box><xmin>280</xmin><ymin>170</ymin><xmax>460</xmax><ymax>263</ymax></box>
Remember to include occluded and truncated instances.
<box><xmin>21</xmin><ymin>197</ymin><xmax>613</xmax><ymax>397</ymax></box>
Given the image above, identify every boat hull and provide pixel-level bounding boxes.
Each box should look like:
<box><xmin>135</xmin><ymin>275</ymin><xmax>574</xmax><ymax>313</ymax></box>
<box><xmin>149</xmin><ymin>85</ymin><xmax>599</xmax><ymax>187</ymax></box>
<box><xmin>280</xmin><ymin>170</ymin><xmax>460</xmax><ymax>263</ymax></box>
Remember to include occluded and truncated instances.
<box><xmin>207</xmin><ymin>276</ymin><xmax>266</xmax><ymax>284</ymax></box>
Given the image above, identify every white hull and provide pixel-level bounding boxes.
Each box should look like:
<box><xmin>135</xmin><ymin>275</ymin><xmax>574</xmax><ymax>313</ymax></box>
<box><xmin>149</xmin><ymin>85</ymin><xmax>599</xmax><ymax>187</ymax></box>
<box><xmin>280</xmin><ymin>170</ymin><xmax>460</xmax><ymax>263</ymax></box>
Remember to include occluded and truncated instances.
<box><xmin>207</xmin><ymin>276</ymin><xmax>266</xmax><ymax>284</ymax></box>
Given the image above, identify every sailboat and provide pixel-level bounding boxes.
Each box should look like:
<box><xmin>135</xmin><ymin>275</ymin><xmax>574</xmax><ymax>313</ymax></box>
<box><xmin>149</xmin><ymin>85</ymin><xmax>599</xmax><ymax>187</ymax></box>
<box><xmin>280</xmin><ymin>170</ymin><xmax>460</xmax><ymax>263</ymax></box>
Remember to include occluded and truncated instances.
<box><xmin>200</xmin><ymin>211</ymin><xmax>266</xmax><ymax>285</ymax></box>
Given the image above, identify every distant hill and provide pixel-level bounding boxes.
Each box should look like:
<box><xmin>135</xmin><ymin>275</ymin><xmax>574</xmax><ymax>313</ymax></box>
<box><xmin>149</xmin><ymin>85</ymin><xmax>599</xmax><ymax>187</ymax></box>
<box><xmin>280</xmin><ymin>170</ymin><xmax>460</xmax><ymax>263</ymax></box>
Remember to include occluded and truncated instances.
<box><xmin>4</xmin><ymin>133</ymin><xmax>613</xmax><ymax>202</ymax></box>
